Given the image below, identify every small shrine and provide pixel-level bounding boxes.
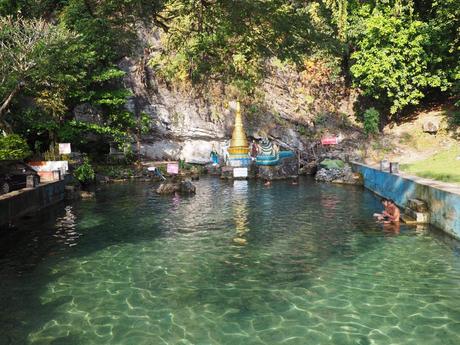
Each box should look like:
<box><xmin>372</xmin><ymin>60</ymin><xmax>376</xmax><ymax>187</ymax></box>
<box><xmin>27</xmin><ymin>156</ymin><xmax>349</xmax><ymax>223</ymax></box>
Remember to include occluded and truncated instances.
<box><xmin>227</xmin><ymin>101</ymin><xmax>250</xmax><ymax>167</ymax></box>
<box><xmin>221</xmin><ymin>101</ymin><xmax>298</xmax><ymax>180</ymax></box>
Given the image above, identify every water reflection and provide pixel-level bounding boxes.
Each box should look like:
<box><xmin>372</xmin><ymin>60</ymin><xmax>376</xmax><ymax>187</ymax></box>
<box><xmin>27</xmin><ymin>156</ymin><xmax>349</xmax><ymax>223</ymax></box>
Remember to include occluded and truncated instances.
<box><xmin>53</xmin><ymin>206</ymin><xmax>80</xmax><ymax>247</ymax></box>
<box><xmin>232</xmin><ymin>180</ymin><xmax>249</xmax><ymax>245</ymax></box>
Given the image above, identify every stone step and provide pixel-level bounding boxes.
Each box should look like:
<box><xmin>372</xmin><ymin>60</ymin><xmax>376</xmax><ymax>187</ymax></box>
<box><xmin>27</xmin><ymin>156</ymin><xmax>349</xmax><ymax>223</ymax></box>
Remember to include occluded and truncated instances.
<box><xmin>401</xmin><ymin>214</ymin><xmax>418</xmax><ymax>225</ymax></box>
<box><xmin>404</xmin><ymin>207</ymin><xmax>430</xmax><ymax>224</ymax></box>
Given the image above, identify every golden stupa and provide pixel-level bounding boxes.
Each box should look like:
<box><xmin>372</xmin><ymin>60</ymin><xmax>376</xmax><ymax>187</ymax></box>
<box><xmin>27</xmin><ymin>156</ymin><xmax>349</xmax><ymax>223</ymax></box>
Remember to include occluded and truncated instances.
<box><xmin>228</xmin><ymin>101</ymin><xmax>249</xmax><ymax>155</ymax></box>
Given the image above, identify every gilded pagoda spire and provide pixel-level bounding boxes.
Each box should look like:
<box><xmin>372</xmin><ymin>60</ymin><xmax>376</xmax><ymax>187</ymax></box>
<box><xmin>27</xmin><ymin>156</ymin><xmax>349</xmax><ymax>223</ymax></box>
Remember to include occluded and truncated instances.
<box><xmin>229</xmin><ymin>101</ymin><xmax>248</xmax><ymax>149</ymax></box>
<box><xmin>227</xmin><ymin>101</ymin><xmax>250</xmax><ymax>167</ymax></box>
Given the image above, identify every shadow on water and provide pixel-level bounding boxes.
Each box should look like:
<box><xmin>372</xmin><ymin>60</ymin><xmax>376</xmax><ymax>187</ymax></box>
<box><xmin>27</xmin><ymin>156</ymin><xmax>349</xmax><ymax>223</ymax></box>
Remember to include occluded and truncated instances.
<box><xmin>0</xmin><ymin>177</ymin><xmax>458</xmax><ymax>344</ymax></box>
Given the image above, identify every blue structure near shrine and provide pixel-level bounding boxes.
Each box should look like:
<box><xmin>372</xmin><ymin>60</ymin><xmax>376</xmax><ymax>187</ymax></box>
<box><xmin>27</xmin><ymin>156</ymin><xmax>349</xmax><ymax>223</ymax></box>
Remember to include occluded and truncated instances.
<box><xmin>255</xmin><ymin>138</ymin><xmax>295</xmax><ymax>166</ymax></box>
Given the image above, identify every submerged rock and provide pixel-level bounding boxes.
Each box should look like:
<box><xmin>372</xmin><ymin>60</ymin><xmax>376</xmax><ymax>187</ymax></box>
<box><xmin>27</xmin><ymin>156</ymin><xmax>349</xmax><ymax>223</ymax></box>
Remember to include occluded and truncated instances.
<box><xmin>156</xmin><ymin>182</ymin><xmax>179</xmax><ymax>194</ymax></box>
<box><xmin>80</xmin><ymin>191</ymin><xmax>96</xmax><ymax>199</ymax></box>
<box><xmin>179</xmin><ymin>180</ymin><xmax>196</xmax><ymax>194</ymax></box>
<box><xmin>156</xmin><ymin>179</ymin><xmax>196</xmax><ymax>195</ymax></box>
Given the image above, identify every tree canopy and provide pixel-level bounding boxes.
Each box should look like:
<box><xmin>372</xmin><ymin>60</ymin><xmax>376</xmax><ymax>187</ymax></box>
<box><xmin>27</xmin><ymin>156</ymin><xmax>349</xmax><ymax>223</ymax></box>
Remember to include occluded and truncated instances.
<box><xmin>0</xmin><ymin>0</ymin><xmax>458</xmax><ymax>157</ymax></box>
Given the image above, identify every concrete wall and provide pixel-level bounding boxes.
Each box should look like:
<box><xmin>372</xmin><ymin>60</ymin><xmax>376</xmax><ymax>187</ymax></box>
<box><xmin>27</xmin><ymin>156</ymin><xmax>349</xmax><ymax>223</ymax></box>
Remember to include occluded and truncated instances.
<box><xmin>352</xmin><ymin>162</ymin><xmax>460</xmax><ymax>239</ymax></box>
<box><xmin>0</xmin><ymin>179</ymin><xmax>66</xmax><ymax>227</ymax></box>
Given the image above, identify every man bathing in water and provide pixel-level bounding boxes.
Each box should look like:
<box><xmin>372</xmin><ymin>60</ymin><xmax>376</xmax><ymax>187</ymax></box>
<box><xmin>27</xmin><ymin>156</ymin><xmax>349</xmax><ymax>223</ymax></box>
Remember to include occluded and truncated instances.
<box><xmin>373</xmin><ymin>198</ymin><xmax>389</xmax><ymax>220</ymax></box>
<box><xmin>374</xmin><ymin>198</ymin><xmax>400</xmax><ymax>223</ymax></box>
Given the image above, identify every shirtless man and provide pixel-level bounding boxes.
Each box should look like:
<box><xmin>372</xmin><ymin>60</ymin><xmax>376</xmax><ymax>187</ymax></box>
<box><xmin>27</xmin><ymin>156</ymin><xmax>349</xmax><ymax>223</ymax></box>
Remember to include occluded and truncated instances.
<box><xmin>385</xmin><ymin>199</ymin><xmax>400</xmax><ymax>224</ymax></box>
<box><xmin>373</xmin><ymin>198</ymin><xmax>390</xmax><ymax>221</ymax></box>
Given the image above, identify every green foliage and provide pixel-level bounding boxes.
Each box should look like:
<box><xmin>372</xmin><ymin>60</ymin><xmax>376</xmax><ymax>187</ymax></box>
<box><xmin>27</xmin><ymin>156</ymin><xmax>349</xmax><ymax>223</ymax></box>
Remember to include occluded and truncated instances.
<box><xmin>0</xmin><ymin>15</ymin><xmax>95</xmax><ymax>134</ymax></box>
<box><xmin>0</xmin><ymin>134</ymin><xmax>31</xmax><ymax>160</ymax></box>
<box><xmin>320</xmin><ymin>159</ymin><xmax>345</xmax><ymax>169</ymax></box>
<box><xmin>74</xmin><ymin>157</ymin><xmax>95</xmax><ymax>183</ymax></box>
<box><xmin>95</xmin><ymin>164</ymin><xmax>136</xmax><ymax>179</ymax></box>
<box><xmin>350</xmin><ymin>11</ymin><xmax>444</xmax><ymax>114</ymax></box>
<box><xmin>362</xmin><ymin>107</ymin><xmax>380</xmax><ymax>135</ymax></box>
<box><xmin>348</xmin><ymin>1</ymin><xmax>458</xmax><ymax>117</ymax></box>
<box><xmin>150</xmin><ymin>1</ymin><xmax>336</xmax><ymax>95</ymax></box>
<box><xmin>43</xmin><ymin>144</ymin><xmax>60</xmax><ymax>161</ymax></box>
<box><xmin>1</xmin><ymin>0</ymin><xmax>459</xmax><ymax>154</ymax></box>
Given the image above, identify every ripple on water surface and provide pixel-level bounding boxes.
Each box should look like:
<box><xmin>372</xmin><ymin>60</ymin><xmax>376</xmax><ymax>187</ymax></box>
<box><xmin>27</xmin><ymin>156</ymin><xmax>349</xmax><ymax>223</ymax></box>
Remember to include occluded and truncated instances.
<box><xmin>1</xmin><ymin>178</ymin><xmax>460</xmax><ymax>345</ymax></box>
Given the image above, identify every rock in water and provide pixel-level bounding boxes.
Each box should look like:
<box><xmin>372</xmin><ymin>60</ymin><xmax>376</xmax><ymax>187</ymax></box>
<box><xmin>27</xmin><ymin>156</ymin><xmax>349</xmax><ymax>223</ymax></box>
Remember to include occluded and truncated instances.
<box><xmin>156</xmin><ymin>179</ymin><xmax>196</xmax><ymax>195</ymax></box>
<box><xmin>220</xmin><ymin>166</ymin><xmax>235</xmax><ymax>180</ymax></box>
<box><xmin>179</xmin><ymin>180</ymin><xmax>196</xmax><ymax>194</ymax></box>
<box><xmin>156</xmin><ymin>182</ymin><xmax>179</xmax><ymax>194</ymax></box>
<box><xmin>80</xmin><ymin>190</ymin><xmax>96</xmax><ymax>199</ymax></box>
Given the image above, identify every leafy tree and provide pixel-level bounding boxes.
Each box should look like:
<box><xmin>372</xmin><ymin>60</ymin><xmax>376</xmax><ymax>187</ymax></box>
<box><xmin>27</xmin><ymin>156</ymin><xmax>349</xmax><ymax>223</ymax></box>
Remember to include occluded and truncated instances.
<box><xmin>350</xmin><ymin>9</ymin><xmax>447</xmax><ymax>116</ymax></box>
<box><xmin>362</xmin><ymin>107</ymin><xmax>380</xmax><ymax>135</ymax></box>
<box><xmin>0</xmin><ymin>134</ymin><xmax>31</xmax><ymax>159</ymax></box>
<box><xmin>0</xmin><ymin>16</ymin><xmax>94</xmax><ymax>133</ymax></box>
<box><xmin>74</xmin><ymin>156</ymin><xmax>95</xmax><ymax>183</ymax></box>
<box><xmin>150</xmin><ymin>0</ymin><xmax>335</xmax><ymax>95</ymax></box>
<box><xmin>425</xmin><ymin>0</ymin><xmax>460</xmax><ymax>103</ymax></box>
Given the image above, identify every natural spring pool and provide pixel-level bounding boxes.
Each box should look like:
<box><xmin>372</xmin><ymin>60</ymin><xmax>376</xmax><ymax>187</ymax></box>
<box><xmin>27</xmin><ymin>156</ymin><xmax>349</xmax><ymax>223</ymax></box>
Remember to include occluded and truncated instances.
<box><xmin>1</xmin><ymin>177</ymin><xmax>460</xmax><ymax>345</ymax></box>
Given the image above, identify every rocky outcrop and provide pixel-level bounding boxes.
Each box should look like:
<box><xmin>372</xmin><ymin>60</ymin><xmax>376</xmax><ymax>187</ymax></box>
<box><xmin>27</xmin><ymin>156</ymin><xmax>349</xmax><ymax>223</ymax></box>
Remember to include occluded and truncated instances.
<box><xmin>315</xmin><ymin>161</ymin><xmax>363</xmax><ymax>185</ymax></box>
<box><xmin>179</xmin><ymin>180</ymin><xmax>196</xmax><ymax>194</ymax></box>
<box><xmin>257</xmin><ymin>157</ymin><xmax>298</xmax><ymax>180</ymax></box>
<box><xmin>299</xmin><ymin>161</ymin><xmax>318</xmax><ymax>175</ymax></box>
<box><xmin>156</xmin><ymin>178</ymin><xmax>196</xmax><ymax>195</ymax></box>
<box><xmin>73</xmin><ymin>103</ymin><xmax>103</xmax><ymax>125</ymax></box>
<box><xmin>114</xmin><ymin>30</ymin><xmax>357</xmax><ymax>164</ymax></box>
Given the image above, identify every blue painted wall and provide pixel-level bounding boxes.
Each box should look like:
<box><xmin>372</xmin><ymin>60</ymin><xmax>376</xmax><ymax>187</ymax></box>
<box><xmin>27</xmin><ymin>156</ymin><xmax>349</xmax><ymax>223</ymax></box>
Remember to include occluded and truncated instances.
<box><xmin>352</xmin><ymin>163</ymin><xmax>460</xmax><ymax>239</ymax></box>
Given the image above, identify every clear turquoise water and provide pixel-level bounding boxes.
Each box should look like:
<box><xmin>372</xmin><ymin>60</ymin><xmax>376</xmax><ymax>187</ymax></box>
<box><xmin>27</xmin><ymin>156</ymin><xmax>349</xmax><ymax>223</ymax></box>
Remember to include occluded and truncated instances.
<box><xmin>1</xmin><ymin>177</ymin><xmax>460</xmax><ymax>345</ymax></box>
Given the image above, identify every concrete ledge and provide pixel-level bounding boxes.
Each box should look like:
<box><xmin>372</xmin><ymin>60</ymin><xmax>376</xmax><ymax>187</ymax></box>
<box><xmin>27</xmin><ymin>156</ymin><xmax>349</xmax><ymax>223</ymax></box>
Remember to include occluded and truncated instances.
<box><xmin>352</xmin><ymin>162</ymin><xmax>460</xmax><ymax>239</ymax></box>
<box><xmin>0</xmin><ymin>179</ymin><xmax>66</xmax><ymax>227</ymax></box>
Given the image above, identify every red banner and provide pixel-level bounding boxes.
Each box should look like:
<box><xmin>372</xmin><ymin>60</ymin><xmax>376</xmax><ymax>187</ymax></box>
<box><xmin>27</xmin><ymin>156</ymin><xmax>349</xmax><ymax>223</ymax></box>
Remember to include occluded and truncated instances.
<box><xmin>321</xmin><ymin>137</ymin><xmax>339</xmax><ymax>145</ymax></box>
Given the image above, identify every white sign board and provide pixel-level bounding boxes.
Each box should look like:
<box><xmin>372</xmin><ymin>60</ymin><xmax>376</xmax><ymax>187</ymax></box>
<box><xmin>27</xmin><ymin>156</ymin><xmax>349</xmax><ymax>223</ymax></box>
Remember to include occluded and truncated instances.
<box><xmin>233</xmin><ymin>167</ymin><xmax>248</xmax><ymax>178</ymax></box>
<box><xmin>58</xmin><ymin>143</ymin><xmax>71</xmax><ymax>154</ymax></box>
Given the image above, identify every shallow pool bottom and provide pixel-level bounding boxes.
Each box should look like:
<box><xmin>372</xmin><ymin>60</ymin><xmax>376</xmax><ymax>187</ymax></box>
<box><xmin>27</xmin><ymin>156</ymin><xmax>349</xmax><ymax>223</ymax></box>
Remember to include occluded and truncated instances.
<box><xmin>1</xmin><ymin>178</ymin><xmax>460</xmax><ymax>345</ymax></box>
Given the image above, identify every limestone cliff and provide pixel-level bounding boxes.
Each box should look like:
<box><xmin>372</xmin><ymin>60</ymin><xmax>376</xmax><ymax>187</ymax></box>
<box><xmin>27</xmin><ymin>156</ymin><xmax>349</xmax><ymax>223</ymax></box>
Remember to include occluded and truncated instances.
<box><xmin>118</xmin><ymin>30</ymin><xmax>357</xmax><ymax>164</ymax></box>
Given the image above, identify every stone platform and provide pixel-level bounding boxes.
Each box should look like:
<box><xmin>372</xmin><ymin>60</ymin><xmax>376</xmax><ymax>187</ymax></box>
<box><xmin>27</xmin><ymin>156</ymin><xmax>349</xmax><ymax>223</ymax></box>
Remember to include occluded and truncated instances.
<box><xmin>220</xmin><ymin>156</ymin><xmax>299</xmax><ymax>180</ymax></box>
<box><xmin>257</xmin><ymin>157</ymin><xmax>298</xmax><ymax>180</ymax></box>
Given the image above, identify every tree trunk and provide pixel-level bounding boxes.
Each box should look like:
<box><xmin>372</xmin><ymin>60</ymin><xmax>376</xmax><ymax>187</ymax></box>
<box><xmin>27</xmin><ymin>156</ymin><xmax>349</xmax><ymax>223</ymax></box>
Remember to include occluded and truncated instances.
<box><xmin>0</xmin><ymin>81</ymin><xmax>23</xmax><ymax>133</ymax></box>
<box><xmin>0</xmin><ymin>82</ymin><xmax>22</xmax><ymax>116</ymax></box>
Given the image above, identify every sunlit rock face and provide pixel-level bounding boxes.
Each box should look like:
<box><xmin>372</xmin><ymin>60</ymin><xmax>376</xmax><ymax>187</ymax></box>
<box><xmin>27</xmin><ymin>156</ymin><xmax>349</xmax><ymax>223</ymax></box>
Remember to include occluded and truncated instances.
<box><xmin>139</xmin><ymin>138</ymin><xmax>228</xmax><ymax>164</ymax></box>
<box><xmin>120</xmin><ymin>55</ymin><xmax>309</xmax><ymax>163</ymax></box>
<box><xmin>119</xmin><ymin>56</ymin><xmax>234</xmax><ymax>163</ymax></box>
<box><xmin>117</xmin><ymin>31</ymin><xmax>355</xmax><ymax>163</ymax></box>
